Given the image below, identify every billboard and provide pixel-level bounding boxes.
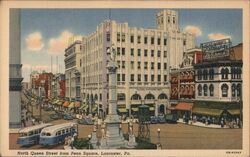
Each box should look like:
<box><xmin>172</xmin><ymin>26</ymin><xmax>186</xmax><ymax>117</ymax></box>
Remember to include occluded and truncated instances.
<box><xmin>201</xmin><ymin>38</ymin><xmax>232</xmax><ymax>62</ymax></box>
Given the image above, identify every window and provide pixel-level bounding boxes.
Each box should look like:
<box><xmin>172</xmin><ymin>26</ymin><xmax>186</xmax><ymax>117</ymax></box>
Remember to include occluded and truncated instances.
<box><xmin>157</xmin><ymin>51</ymin><xmax>161</xmax><ymax>57</ymax></box>
<box><xmin>209</xmin><ymin>69</ymin><xmax>214</xmax><ymax>80</ymax></box>
<box><xmin>151</xmin><ymin>37</ymin><xmax>154</xmax><ymax>44</ymax></box>
<box><xmin>164</xmin><ymin>51</ymin><xmax>167</xmax><ymax>58</ymax></box>
<box><xmin>117</xmin><ymin>47</ymin><xmax>120</xmax><ymax>56</ymax></box>
<box><xmin>130</xmin><ymin>74</ymin><xmax>134</xmax><ymax>82</ymax></box>
<box><xmin>157</xmin><ymin>38</ymin><xmax>161</xmax><ymax>45</ymax></box>
<box><xmin>151</xmin><ymin>50</ymin><xmax>154</xmax><ymax>57</ymax></box>
<box><xmin>158</xmin><ymin>63</ymin><xmax>161</xmax><ymax>69</ymax></box>
<box><xmin>138</xmin><ymin>74</ymin><xmax>141</xmax><ymax>81</ymax></box>
<box><xmin>151</xmin><ymin>62</ymin><xmax>154</xmax><ymax>70</ymax></box>
<box><xmin>122</xmin><ymin>48</ymin><xmax>125</xmax><ymax>55</ymax></box>
<box><xmin>122</xmin><ymin>33</ymin><xmax>125</xmax><ymax>42</ymax></box>
<box><xmin>203</xmin><ymin>84</ymin><xmax>208</xmax><ymax>96</ymax></box>
<box><xmin>232</xmin><ymin>84</ymin><xmax>236</xmax><ymax>97</ymax></box>
<box><xmin>122</xmin><ymin>74</ymin><xmax>125</xmax><ymax>81</ymax></box>
<box><xmin>164</xmin><ymin>38</ymin><xmax>167</xmax><ymax>45</ymax></box>
<box><xmin>151</xmin><ymin>75</ymin><xmax>154</xmax><ymax>82</ymax></box>
<box><xmin>131</xmin><ymin>61</ymin><xmax>134</xmax><ymax>69</ymax></box>
<box><xmin>203</xmin><ymin>69</ymin><xmax>208</xmax><ymax>80</ymax></box>
<box><xmin>137</xmin><ymin>49</ymin><xmax>141</xmax><ymax>56</ymax></box>
<box><xmin>117</xmin><ymin>61</ymin><xmax>120</xmax><ymax>69</ymax></box>
<box><xmin>117</xmin><ymin>74</ymin><xmax>120</xmax><ymax>82</ymax></box>
<box><xmin>117</xmin><ymin>93</ymin><xmax>126</xmax><ymax>101</ymax></box>
<box><xmin>198</xmin><ymin>84</ymin><xmax>202</xmax><ymax>96</ymax></box>
<box><xmin>80</xmin><ymin>59</ymin><xmax>82</xmax><ymax>67</ymax></box>
<box><xmin>131</xmin><ymin>48</ymin><xmax>134</xmax><ymax>56</ymax></box>
<box><xmin>209</xmin><ymin>84</ymin><xmax>214</xmax><ymax>96</ymax></box>
<box><xmin>122</xmin><ymin>61</ymin><xmax>125</xmax><ymax>69</ymax></box>
<box><xmin>144</xmin><ymin>75</ymin><xmax>148</xmax><ymax>82</ymax></box>
<box><xmin>138</xmin><ymin>62</ymin><xmax>141</xmax><ymax>69</ymax></box>
<box><xmin>237</xmin><ymin>84</ymin><xmax>241</xmax><ymax>97</ymax></box>
<box><xmin>144</xmin><ymin>62</ymin><xmax>148</xmax><ymax>69</ymax></box>
<box><xmin>231</xmin><ymin>67</ymin><xmax>235</xmax><ymax>79</ymax></box>
<box><xmin>183</xmin><ymin>40</ymin><xmax>186</xmax><ymax>46</ymax></box>
<box><xmin>164</xmin><ymin>75</ymin><xmax>167</xmax><ymax>82</ymax></box>
<box><xmin>144</xmin><ymin>50</ymin><xmax>148</xmax><ymax>57</ymax></box>
<box><xmin>107</xmin><ymin>33</ymin><xmax>110</xmax><ymax>42</ymax></box>
<box><xmin>130</xmin><ymin>35</ymin><xmax>134</xmax><ymax>43</ymax></box>
<box><xmin>117</xmin><ymin>33</ymin><xmax>120</xmax><ymax>42</ymax></box>
<box><xmin>164</xmin><ymin>63</ymin><xmax>167</xmax><ymax>70</ymax></box>
<box><xmin>221</xmin><ymin>84</ymin><xmax>229</xmax><ymax>97</ymax></box>
<box><xmin>137</xmin><ymin>36</ymin><xmax>141</xmax><ymax>44</ymax></box>
<box><xmin>221</xmin><ymin>68</ymin><xmax>229</xmax><ymax>79</ymax></box>
<box><xmin>198</xmin><ymin>70</ymin><xmax>202</xmax><ymax>80</ymax></box>
<box><xmin>225</xmin><ymin>68</ymin><xmax>229</xmax><ymax>79</ymax></box>
<box><xmin>144</xmin><ymin>37</ymin><xmax>148</xmax><ymax>44</ymax></box>
<box><xmin>237</xmin><ymin>68</ymin><xmax>242</xmax><ymax>79</ymax></box>
<box><xmin>62</xmin><ymin>130</ymin><xmax>65</xmax><ymax>134</ymax></box>
<box><xmin>158</xmin><ymin>75</ymin><xmax>161</xmax><ymax>82</ymax></box>
<box><xmin>173</xmin><ymin>17</ymin><xmax>176</xmax><ymax>24</ymax></box>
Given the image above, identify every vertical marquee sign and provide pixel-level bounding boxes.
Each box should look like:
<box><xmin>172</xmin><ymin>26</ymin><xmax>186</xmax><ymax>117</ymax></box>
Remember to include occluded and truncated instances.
<box><xmin>201</xmin><ymin>38</ymin><xmax>232</xmax><ymax>62</ymax></box>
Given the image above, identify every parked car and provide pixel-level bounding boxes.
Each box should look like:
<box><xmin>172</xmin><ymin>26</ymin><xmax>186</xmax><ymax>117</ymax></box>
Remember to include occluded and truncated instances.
<box><xmin>77</xmin><ymin>118</ymin><xmax>94</xmax><ymax>125</ymax></box>
<box><xmin>157</xmin><ymin>115</ymin><xmax>166</xmax><ymax>123</ymax></box>
<box><xmin>150</xmin><ymin>116</ymin><xmax>158</xmax><ymax>124</ymax></box>
<box><xmin>165</xmin><ymin>113</ymin><xmax>178</xmax><ymax>123</ymax></box>
<box><xmin>50</xmin><ymin>113</ymin><xmax>63</xmax><ymax>120</ymax></box>
<box><xmin>63</xmin><ymin>114</ymin><xmax>74</xmax><ymax>120</ymax></box>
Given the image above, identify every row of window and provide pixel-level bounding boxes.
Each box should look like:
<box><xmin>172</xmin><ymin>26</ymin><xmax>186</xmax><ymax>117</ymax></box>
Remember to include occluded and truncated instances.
<box><xmin>117</xmin><ymin>48</ymin><xmax>167</xmax><ymax>58</ymax></box>
<box><xmin>197</xmin><ymin>68</ymin><xmax>242</xmax><ymax>80</ymax></box>
<box><xmin>197</xmin><ymin>83</ymin><xmax>241</xmax><ymax>97</ymax></box>
<box><xmin>117</xmin><ymin>33</ymin><xmax>168</xmax><ymax>46</ymax></box>
<box><xmin>117</xmin><ymin>74</ymin><xmax>167</xmax><ymax>82</ymax></box>
<box><xmin>117</xmin><ymin>61</ymin><xmax>167</xmax><ymax>70</ymax></box>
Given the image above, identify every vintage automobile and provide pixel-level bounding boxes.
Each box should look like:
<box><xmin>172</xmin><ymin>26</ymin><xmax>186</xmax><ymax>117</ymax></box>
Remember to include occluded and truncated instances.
<box><xmin>63</xmin><ymin>114</ymin><xmax>74</xmax><ymax>120</ymax></box>
<box><xmin>150</xmin><ymin>116</ymin><xmax>158</xmax><ymax>124</ymax></box>
<box><xmin>165</xmin><ymin>113</ymin><xmax>178</xmax><ymax>123</ymax></box>
<box><xmin>157</xmin><ymin>115</ymin><xmax>166</xmax><ymax>123</ymax></box>
<box><xmin>77</xmin><ymin>118</ymin><xmax>94</xmax><ymax>125</ymax></box>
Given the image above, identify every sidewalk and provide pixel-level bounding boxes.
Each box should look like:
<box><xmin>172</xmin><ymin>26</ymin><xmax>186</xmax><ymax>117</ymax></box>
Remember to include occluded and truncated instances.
<box><xmin>177</xmin><ymin>119</ymin><xmax>228</xmax><ymax>129</ymax></box>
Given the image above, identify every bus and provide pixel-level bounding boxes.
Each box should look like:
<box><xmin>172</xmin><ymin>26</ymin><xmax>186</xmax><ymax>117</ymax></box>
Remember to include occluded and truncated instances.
<box><xmin>39</xmin><ymin>122</ymin><xmax>78</xmax><ymax>146</ymax></box>
<box><xmin>17</xmin><ymin>123</ymin><xmax>52</xmax><ymax>146</ymax></box>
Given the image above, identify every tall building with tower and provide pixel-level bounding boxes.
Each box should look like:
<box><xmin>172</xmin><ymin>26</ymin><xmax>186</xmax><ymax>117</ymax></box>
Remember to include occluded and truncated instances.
<box><xmin>65</xmin><ymin>10</ymin><xmax>196</xmax><ymax>117</ymax></box>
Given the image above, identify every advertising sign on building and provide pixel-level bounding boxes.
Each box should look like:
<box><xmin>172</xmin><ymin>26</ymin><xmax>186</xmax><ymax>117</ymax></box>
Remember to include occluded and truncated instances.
<box><xmin>201</xmin><ymin>38</ymin><xmax>232</xmax><ymax>62</ymax></box>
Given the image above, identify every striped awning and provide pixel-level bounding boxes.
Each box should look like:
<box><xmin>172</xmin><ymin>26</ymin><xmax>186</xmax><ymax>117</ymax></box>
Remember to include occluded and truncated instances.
<box><xmin>68</xmin><ymin>102</ymin><xmax>75</xmax><ymax>108</ymax></box>
<box><xmin>79</xmin><ymin>105</ymin><xmax>88</xmax><ymax>111</ymax></box>
<box><xmin>63</xmin><ymin>101</ymin><xmax>70</xmax><ymax>107</ymax></box>
<box><xmin>192</xmin><ymin>107</ymin><xmax>223</xmax><ymax>117</ymax></box>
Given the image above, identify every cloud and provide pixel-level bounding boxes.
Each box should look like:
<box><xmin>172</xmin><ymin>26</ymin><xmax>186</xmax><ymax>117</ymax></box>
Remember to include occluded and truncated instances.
<box><xmin>184</xmin><ymin>25</ymin><xmax>202</xmax><ymax>37</ymax></box>
<box><xmin>208</xmin><ymin>33</ymin><xmax>231</xmax><ymax>41</ymax></box>
<box><xmin>25</xmin><ymin>32</ymin><xmax>44</xmax><ymax>51</ymax></box>
<box><xmin>48</xmin><ymin>30</ymin><xmax>74</xmax><ymax>55</ymax></box>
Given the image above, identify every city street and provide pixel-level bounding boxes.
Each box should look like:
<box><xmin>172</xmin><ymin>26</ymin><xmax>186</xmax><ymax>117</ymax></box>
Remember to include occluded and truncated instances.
<box><xmin>10</xmin><ymin>119</ymin><xmax>242</xmax><ymax>150</ymax></box>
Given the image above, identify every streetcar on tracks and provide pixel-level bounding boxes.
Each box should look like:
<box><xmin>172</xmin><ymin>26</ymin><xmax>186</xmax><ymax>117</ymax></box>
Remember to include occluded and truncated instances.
<box><xmin>39</xmin><ymin>122</ymin><xmax>78</xmax><ymax>146</ymax></box>
<box><xmin>17</xmin><ymin>123</ymin><xmax>53</xmax><ymax>146</ymax></box>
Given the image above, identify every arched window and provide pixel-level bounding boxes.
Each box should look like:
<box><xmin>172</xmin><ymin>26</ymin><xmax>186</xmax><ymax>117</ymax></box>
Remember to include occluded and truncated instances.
<box><xmin>237</xmin><ymin>84</ymin><xmax>241</xmax><ymax>97</ymax></box>
<box><xmin>203</xmin><ymin>84</ymin><xmax>208</xmax><ymax>96</ymax></box>
<box><xmin>232</xmin><ymin>84</ymin><xmax>236</xmax><ymax>97</ymax></box>
<box><xmin>237</xmin><ymin>68</ymin><xmax>242</xmax><ymax>79</ymax></box>
<box><xmin>203</xmin><ymin>69</ymin><xmax>208</xmax><ymax>80</ymax></box>
<box><xmin>158</xmin><ymin>93</ymin><xmax>168</xmax><ymax>99</ymax></box>
<box><xmin>131</xmin><ymin>94</ymin><xmax>141</xmax><ymax>100</ymax></box>
<box><xmin>221</xmin><ymin>84</ymin><xmax>229</xmax><ymax>97</ymax></box>
<box><xmin>224</xmin><ymin>68</ymin><xmax>229</xmax><ymax>79</ymax></box>
<box><xmin>231</xmin><ymin>67</ymin><xmax>235</xmax><ymax>79</ymax></box>
<box><xmin>94</xmin><ymin>94</ymin><xmax>98</xmax><ymax>100</ymax></box>
<box><xmin>198</xmin><ymin>84</ymin><xmax>202</xmax><ymax>96</ymax></box>
<box><xmin>209</xmin><ymin>84</ymin><xmax>214</xmax><ymax>96</ymax></box>
<box><xmin>209</xmin><ymin>69</ymin><xmax>214</xmax><ymax>80</ymax></box>
<box><xmin>144</xmin><ymin>93</ymin><xmax>155</xmax><ymax>100</ymax></box>
<box><xmin>117</xmin><ymin>93</ymin><xmax>126</xmax><ymax>101</ymax></box>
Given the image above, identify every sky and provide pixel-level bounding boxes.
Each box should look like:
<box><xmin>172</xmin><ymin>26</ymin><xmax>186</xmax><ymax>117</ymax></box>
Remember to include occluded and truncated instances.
<box><xmin>21</xmin><ymin>9</ymin><xmax>242</xmax><ymax>82</ymax></box>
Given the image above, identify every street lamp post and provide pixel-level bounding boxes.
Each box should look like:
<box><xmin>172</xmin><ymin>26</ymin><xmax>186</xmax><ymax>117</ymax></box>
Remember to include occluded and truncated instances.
<box><xmin>88</xmin><ymin>134</ymin><xmax>91</xmax><ymax>149</ymax></box>
<box><xmin>157</xmin><ymin>128</ymin><xmax>162</xmax><ymax>149</ymax></box>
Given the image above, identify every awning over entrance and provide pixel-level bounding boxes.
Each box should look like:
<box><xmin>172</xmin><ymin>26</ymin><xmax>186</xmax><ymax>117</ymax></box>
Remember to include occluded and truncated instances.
<box><xmin>192</xmin><ymin>107</ymin><xmax>223</xmax><ymax>117</ymax></box>
<box><xmin>227</xmin><ymin>109</ymin><xmax>240</xmax><ymax>115</ymax></box>
<box><xmin>175</xmin><ymin>103</ymin><xmax>193</xmax><ymax>111</ymax></box>
<box><xmin>63</xmin><ymin>101</ymin><xmax>70</xmax><ymax>107</ymax></box>
<box><xmin>79</xmin><ymin>105</ymin><xmax>88</xmax><ymax>111</ymax></box>
<box><xmin>118</xmin><ymin>108</ymin><xmax>127</xmax><ymax>113</ymax></box>
<box><xmin>68</xmin><ymin>102</ymin><xmax>75</xmax><ymax>108</ymax></box>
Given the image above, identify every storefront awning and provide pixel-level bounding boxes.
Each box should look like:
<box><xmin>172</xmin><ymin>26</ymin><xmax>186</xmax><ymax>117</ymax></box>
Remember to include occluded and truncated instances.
<box><xmin>92</xmin><ymin>106</ymin><xmax>97</xmax><ymax>111</ymax></box>
<box><xmin>175</xmin><ymin>103</ymin><xmax>193</xmax><ymax>111</ymax></box>
<box><xmin>57</xmin><ymin>101</ymin><xmax>63</xmax><ymax>106</ymax></box>
<box><xmin>79</xmin><ymin>105</ymin><xmax>88</xmax><ymax>110</ymax></box>
<box><xmin>68</xmin><ymin>102</ymin><xmax>75</xmax><ymax>108</ymax></box>
<box><xmin>63</xmin><ymin>101</ymin><xmax>70</xmax><ymax>107</ymax></box>
<box><xmin>227</xmin><ymin>109</ymin><xmax>240</xmax><ymax>115</ymax></box>
<box><xmin>118</xmin><ymin>108</ymin><xmax>127</xmax><ymax>113</ymax></box>
<box><xmin>131</xmin><ymin>108</ymin><xmax>138</xmax><ymax>112</ymax></box>
<box><xmin>149</xmin><ymin>107</ymin><xmax>155</xmax><ymax>111</ymax></box>
<box><xmin>193</xmin><ymin>107</ymin><xmax>223</xmax><ymax>117</ymax></box>
<box><xmin>75</xmin><ymin>101</ymin><xmax>81</xmax><ymax>108</ymax></box>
